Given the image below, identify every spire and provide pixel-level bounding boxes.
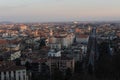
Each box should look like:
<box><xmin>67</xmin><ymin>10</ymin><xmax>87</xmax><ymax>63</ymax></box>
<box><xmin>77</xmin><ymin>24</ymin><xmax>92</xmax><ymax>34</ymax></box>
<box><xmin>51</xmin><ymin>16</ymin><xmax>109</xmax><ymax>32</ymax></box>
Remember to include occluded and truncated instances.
<box><xmin>50</xmin><ymin>28</ymin><xmax>53</xmax><ymax>36</ymax></box>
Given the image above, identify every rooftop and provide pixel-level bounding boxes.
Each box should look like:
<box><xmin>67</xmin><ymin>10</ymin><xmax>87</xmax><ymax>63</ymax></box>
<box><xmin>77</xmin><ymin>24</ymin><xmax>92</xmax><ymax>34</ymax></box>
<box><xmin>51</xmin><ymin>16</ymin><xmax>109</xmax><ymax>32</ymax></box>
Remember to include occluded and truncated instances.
<box><xmin>0</xmin><ymin>61</ymin><xmax>26</xmax><ymax>71</ymax></box>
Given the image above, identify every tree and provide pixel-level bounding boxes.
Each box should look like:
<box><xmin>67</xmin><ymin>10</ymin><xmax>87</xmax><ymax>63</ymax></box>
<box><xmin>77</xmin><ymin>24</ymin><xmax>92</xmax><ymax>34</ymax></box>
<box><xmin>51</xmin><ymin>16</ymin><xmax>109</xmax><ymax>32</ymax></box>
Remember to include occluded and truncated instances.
<box><xmin>25</xmin><ymin>61</ymin><xmax>31</xmax><ymax>70</ymax></box>
<box><xmin>65</xmin><ymin>68</ymin><xmax>72</xmax><ymax>80</ymax></box>
<box><xmin>51</xmin><ymin>67</ymin><xmax>64</xmax><ymax>80</ymax></box>
<box><xmin>14</xmin><ymin>58</ymin><xmax>21</xmax><ymax>66</ymax></box>
<box><xmin>39</xmin><ymin>39</ymin><xmax>46</xmax><ymax>49</ymax></box>
<box><xmin>74</xmin><ymin>61</ymin><xmax>83</xmax><ymax>73</ymax></box>
<box><xmin>95</xmin><ymin>42</ymin><xmax>115</xmax><ymax>79</ymax></box>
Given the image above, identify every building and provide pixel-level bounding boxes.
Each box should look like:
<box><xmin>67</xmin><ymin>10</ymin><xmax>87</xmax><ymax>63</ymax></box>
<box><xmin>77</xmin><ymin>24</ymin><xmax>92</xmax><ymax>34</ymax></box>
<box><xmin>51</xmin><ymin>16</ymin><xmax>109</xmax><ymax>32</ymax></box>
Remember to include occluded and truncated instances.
<box><xmin>48</xmin><ymin>33</ymin><xmax>75</xmax><ymax>48</ymax></box>
<box><xmin>48</xmin><ymin>43</ymin><xmax>61</xmax><ymax>50</ymax></box>
<box><xmin>47</xmin><ymin>57</ymin><xmax>75</xmax><ymax>73</ymax></box>
<box><xmin>48</xmin><ymin>49</ymin><xmax>61</xmax><ymax>57</ymax></box>
<box><xmin>0</xmin><ymin>39</ymin><xmax>8</xmax><ymax>51</ymax></box>
<box><xmin>76</xmin><ymin>34</ymin><xmax>89</xmax><ymax>43</ymax></box>
<box><xmin>10</xmin><ymin>50</ymin><xmax>21</xmax><ymax>60</ymax></box>
<box><xmin>0</xmin><ymin>61</ymin><xmax>27</xmax><ymax>80</ymax></box>
<box><xmin>2</xmin><ymin>50</ymin><xmax>21</xmax><ymax>60</ymax></box>
<box><xmin>30</xmin><ymin>58</ymin><xmax>49</xmax><ymax>73</ymax></box>
<box><xmin>20</xmin><ymin>25</ymin><xmax>27</xmax><ymax>32</ymax></box>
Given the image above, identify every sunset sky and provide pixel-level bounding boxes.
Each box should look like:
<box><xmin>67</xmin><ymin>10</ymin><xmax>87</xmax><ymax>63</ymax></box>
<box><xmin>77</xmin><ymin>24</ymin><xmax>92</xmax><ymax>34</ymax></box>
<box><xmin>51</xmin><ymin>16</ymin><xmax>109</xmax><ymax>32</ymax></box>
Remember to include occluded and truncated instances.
<box><xmin>0</xmin><ymin>0</ymin><xmax>120</xmax><ymax>22</ymax></box>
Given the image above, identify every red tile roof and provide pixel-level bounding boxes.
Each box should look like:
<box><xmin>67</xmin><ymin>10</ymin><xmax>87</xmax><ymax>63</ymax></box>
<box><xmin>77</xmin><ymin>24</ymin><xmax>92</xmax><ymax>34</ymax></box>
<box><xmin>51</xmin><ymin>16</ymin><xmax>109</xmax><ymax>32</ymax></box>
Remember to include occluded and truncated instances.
<box><xmin>76</xmin><ymin>34</ymin><xmax>89</xmax><ymax>38</ymax></box>
<box><xmin>0</xmin><ymin>39</ymin><xmax>7</xmax><ymax>44</ymax></box>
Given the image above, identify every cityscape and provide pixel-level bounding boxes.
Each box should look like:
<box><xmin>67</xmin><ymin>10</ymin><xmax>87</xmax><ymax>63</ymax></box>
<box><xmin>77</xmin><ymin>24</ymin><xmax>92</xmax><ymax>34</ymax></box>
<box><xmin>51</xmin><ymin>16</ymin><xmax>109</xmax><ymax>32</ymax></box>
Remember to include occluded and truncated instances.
<box><xmin>0</xmin><ymin>0</ymin><xmax>120</xmax><ymax>80</ymax></box>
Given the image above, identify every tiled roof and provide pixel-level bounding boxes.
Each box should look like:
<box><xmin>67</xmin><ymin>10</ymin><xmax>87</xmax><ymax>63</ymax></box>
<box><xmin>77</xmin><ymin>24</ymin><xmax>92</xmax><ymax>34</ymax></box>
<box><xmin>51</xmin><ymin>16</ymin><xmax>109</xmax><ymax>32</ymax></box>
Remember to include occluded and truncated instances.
<box><xmin>76</xmin><ymin>34</ymin><xmax>89</xmax><ymax>38</ymax></box>
<box><xmin>32</xmin><ymin>58</ymin><xmax>47</xmax><ymax>63</ymax></box>
<box><xmin>0</xmin><ymin>39</ymin><xmax>7</xmax><ymax>44</ymax></box>
<box><xmin>0</xmin><ymin>61</ymin><xmax>26</xmax><ymax>71</ymax></box>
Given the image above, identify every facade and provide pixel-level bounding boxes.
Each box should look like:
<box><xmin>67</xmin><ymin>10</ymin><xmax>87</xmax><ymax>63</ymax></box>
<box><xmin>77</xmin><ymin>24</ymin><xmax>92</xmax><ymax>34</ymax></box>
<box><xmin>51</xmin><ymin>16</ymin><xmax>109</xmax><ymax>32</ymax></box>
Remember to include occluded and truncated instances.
<box><xmin>2</xmin><ymin>50</ymin><xmax>21</xmax><ymax>61</ymax></box>
<box><xmin>0</xmin><ymin>62</ymin><xmax>27</xmax><ymax>80</ymax></box>
<box><xmin>48</xmin><ymin>49</ymin><xmax>61</xmax><ymax>57</ymax></box>
<box><xmin>7</xmin><ymin>43</ymin><xmax>21</xmax><ymax>51</ymax></box>
<box><xmin>0</xmin><ymin>39</ymin><xmax>7</xmax><ymax>51</ymax></box>
<box><xmin>76</xmin><ymin>34</ymin><xmax>89</xmax><ymax>43</ymax></box>
<box><xmin>48</xmin><ymin>33</ymin><xmax>75</xmax><ymax>48</ymax></box>
<box><xmin>0</xmin><ymin>39</ymin><xmax>21</xmax><ymax>52</ymax></box>
<box><xmin>48</xmin><ymin>43</ymin><xmax>61</xmax><ymax>50</ymax></box>
<box><xmin>30</xmin><ymin>58</ymin><xmax>49</xmax><ymax>73</ymax></box>
<box><xmin>20</xmin><ymin>25</ymin><xmax>27</xmax><ymax>32</ymax></box>
<box><xmin>72</xmin><ymin>48</ymin><xmax>84</xmax><ymax>62</ymax></box>
<box><xmin>10</xmin><ymin>50</ymin><xmax>21</xmax><ymax>60</ymax></box>
<box><xmin>47</xmin><ymin>57</ymin><xmax>75</xmax><ymax>73</ymax></box>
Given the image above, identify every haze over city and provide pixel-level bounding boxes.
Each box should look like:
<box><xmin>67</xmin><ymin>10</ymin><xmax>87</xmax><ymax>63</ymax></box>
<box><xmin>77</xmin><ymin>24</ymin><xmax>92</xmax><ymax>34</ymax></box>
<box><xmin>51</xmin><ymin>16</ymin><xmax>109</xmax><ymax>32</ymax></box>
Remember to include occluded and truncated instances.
<box><xmin>0</xmin><ymin>0</ymin><xmax>120</xmax><ymax>80</ymax></box>
<box><xmin>0</xmin><ymin>0</ymin><xmax>120</xmax><ymax>22</ymax></box>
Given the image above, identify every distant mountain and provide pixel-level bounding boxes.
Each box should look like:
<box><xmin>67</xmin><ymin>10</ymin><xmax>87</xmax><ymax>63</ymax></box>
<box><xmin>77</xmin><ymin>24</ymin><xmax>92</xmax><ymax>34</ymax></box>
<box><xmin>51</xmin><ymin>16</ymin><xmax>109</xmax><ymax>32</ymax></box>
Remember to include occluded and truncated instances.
<box><xmin>0</xmin><ymin>21</ymin><xmax>14</xmax><ymax>24</ymax></box>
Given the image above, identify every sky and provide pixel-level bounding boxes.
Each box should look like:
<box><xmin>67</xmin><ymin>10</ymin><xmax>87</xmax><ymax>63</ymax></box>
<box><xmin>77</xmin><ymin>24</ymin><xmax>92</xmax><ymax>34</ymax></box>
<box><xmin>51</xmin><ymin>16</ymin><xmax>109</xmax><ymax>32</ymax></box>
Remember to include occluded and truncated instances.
<box><xmin>0</xmin><ymin>0</ymin><xmax>120</xmax><ymax>22</ymax></box>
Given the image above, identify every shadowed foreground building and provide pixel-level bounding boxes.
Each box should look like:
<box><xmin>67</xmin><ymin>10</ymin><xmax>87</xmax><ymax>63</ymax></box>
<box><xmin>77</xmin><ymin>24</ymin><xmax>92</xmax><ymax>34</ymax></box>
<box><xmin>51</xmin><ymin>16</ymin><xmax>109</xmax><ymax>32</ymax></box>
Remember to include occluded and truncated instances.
<box><xmin>0</xmin><ymin>61</ymin><xmax>27</xmax><ymax>80</ymax></box>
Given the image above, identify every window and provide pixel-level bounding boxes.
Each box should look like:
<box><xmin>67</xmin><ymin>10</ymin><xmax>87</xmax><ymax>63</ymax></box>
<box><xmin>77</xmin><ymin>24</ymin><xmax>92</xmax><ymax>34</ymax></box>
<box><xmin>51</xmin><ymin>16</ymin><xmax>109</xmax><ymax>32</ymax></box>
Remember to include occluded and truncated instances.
<box><xmin>18</xmin><ymin>71</ymin><xmax>21</xmax><ymax>80</ymax></box>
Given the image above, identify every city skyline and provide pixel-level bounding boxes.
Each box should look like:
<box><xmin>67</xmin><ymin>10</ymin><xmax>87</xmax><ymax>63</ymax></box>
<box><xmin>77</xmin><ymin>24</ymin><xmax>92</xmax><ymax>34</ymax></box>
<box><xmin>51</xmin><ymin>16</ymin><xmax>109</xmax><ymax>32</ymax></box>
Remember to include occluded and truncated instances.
<box><xmin>0</xmin><ymin>0</ymin><xmax>120</xmax><ymax>22</ymax></box>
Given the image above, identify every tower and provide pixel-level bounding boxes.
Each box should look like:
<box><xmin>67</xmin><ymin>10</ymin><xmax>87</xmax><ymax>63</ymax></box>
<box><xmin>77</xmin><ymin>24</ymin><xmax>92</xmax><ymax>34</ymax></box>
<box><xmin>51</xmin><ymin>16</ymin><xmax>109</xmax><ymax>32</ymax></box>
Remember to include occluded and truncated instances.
<box><xmin>50</xmin><ymin>29</ymin><xmax>53</xmax><ymax>36</ymax></box>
